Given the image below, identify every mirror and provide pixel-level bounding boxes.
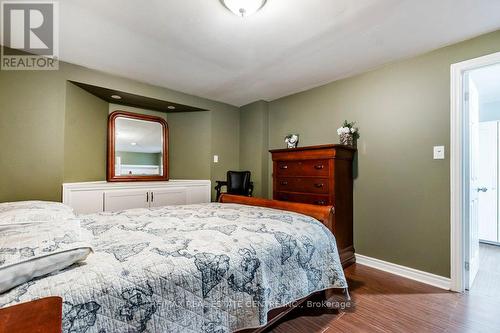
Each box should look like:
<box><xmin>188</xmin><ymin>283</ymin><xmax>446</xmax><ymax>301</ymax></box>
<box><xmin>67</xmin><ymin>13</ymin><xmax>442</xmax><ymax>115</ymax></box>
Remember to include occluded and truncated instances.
<box><xmin>107</xmin><ymin>111</ymin><xmax>169</xmax><ymax>181</ymax></box>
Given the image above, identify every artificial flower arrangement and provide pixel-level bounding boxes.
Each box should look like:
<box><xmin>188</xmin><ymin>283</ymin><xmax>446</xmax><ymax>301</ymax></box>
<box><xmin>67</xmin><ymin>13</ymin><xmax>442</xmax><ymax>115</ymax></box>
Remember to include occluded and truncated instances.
<box><xmin>337</xmin><ymin>120</ymin><xmax>359</xmax><ymax>147</ymax></box>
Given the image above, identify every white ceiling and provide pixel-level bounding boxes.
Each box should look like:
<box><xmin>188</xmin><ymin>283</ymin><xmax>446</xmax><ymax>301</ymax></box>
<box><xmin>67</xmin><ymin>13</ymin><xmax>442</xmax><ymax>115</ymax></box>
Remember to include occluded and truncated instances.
<box><xmin>469</xmin><ymin>63</ymin><xmax>500</xmax><ymax>104</ymax></box>
<box><xmin>58</xmin><ymin>0</ymin><xmax>500</xmax><ymax>106</ymax></box>
<box><xmin>115</xmin><ymin>118</ymin><xmax>163</xmax><ymax>153</ymax></box>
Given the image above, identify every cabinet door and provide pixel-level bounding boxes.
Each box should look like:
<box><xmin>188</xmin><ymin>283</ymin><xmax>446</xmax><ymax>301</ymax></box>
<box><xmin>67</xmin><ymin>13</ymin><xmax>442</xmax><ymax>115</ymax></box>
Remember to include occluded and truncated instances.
<box><xmin>104</xmin><ymin>189</ymin><xmax>148</xmax><ymax>212</ymax></box>
<box><xmin>67</xmin><ymin>191</ymin><xmax>104</xmax><ymax>214</ymax></box>
<box><xmin>186</xmin><ymin>185</ymin><xmax>211</xmax><ymax>204</ymax></box>
<box><xmin>150</xmin><ymin>188</ymin><xmax>188</xmax><ymax>207</ymax></box>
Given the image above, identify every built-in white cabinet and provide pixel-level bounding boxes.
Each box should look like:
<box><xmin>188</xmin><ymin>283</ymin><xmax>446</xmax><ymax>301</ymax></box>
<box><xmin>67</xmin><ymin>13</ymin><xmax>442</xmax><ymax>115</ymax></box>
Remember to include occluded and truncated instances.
<box><xmin>62</xmin><ymin>180</ymin><xmax>211</xmax><ymax>214</ymax></box>
<box><xmin>104</xmin><ymin>189</ymin><xmax>151</xmax><ymax>212</ymax></box>
<box><xmin>149</xmin><ymin>188</ymin><xmax>188</xmax><ymax>207</ymax></box>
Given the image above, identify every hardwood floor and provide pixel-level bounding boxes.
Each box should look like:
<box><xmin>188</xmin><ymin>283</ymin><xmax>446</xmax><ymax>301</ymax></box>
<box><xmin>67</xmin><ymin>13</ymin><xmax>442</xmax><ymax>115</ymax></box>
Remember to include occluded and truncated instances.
<box><xmin>470</xmin><ymin>243</ymin><xmax>500</xmax><ymax>298</ymax></box>
<box><xmin>266</xmin><ymin>264</ymin><xmax>500</xmax><ymax>333</ymax></box>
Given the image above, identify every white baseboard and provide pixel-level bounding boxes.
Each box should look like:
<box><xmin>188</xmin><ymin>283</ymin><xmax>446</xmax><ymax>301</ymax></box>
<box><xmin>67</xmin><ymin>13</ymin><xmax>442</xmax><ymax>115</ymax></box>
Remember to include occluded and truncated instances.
<box><xmin>355</xmin><ymin>254</ymin><xmax>451</xmax><ymax>290</ymax></box>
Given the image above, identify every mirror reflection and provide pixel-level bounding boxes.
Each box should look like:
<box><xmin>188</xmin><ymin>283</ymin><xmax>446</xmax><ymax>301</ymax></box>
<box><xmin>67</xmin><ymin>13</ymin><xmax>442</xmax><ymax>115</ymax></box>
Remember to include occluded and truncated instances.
<box><xmin>114</xmin><ymin>117</ymin><xmax>163</xmax><ymax>176</ymax></box>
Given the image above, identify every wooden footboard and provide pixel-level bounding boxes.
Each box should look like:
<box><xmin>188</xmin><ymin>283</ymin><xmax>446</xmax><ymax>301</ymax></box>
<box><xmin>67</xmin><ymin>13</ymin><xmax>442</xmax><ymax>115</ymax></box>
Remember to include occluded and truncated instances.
<box><xmin>220</xmin><ymin>194</ymin><xmax>351</xmax><ymax>333</ymax></box>
<box><xmin>219</xmin><ymin>194</ymin><xmax>334</xmax><ymax>230</ymax></box>
<box><xmin>218</xmin><ymin>194</ymin><xmax>354</xmax><ymax>267</ymax></box>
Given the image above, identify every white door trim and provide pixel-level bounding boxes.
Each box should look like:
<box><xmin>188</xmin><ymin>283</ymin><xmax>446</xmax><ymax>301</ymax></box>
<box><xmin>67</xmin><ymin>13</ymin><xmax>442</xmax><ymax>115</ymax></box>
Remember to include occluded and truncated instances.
<box><xmin>450</xmin><ymin>51</ymin><xmax>500</xmax><ymax>292</ymax></box>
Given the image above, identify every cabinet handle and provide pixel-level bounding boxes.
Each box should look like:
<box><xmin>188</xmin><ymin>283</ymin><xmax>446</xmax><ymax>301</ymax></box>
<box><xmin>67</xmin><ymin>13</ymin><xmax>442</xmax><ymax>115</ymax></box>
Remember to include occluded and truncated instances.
<box><xmin>280</xmin><ymin>181</ymin><xmax>288</xmax><ymax>186</ymax></box>
<box><xmin>151</xmin><ymin>191</ymin><xmax>154</xmax><ymax>202</ymax></box>
<box><xmin>314</xmin><ymin>165</ymin><xmax>324</xmax><ymax>170</ymax></box>
<box><xmin>280</xmin><ymin>165</ymin><xmax>288</xmax><ymax>170</ymax></box>
<box><xmin>146</xmin><ymin>192</ymin><xmax>149</xmax><ymax>202</ymax></box>
<box><xmin>314</xmin><ymin>183</ymin><xmax>324</xmax><ymax>188</ymax></box>
<box><xmin>315</xmin><ymin>200</ymin><xmax>326</xmax><ymax>205</ymax></box>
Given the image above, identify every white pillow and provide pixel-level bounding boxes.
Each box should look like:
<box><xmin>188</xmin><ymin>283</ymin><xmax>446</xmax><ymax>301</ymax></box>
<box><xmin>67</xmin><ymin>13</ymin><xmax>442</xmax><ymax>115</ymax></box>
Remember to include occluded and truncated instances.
<box><xmin>0</xmin><ymin>218</ymin><xmax>92</xmax><ymax>293</ymax></box>
<box><xmin>0</xmin><ymin>201</ymin><xmax>75</xmax><ymax>225</ymax></box>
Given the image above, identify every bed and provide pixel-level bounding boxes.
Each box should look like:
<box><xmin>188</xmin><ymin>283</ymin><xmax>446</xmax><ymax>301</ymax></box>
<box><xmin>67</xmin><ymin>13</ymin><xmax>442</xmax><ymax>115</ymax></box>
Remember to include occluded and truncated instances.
<box><xmin>0</xmin><ymin>195</ymin><xmax>347</xmax><ymax>333</ymax></box>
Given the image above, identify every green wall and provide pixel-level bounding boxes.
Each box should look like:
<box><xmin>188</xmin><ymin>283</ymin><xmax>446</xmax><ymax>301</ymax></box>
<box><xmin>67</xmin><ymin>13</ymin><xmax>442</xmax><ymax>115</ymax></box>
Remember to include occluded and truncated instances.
<box><xmin>264</xmin><ymin>30</ymin><xmax>500</xmax><ymax>277</ymax></box>
<box><xmin>0</xmin><ymin>59</ymin><xmax>239</xmax><ymax>202</ymax></box>
<box><xmin>167</xmin><ymin>111</ymin><xmax>211</xmax><ymax>180</ymax></box>
<box><xmin>210</xmin><ymin>107</ymin><xmax>240</xmax><ymax>199</ymax></box>
<box><xmin>0</xmin><ymin>70</ymin><xmax>65</xmax><ymax>202</ymax></box>
<box><xmin>64</xmin><ymin>82</ymin><xmax>108</xmax><ymax>182</ymax></box>
<box><xmin>239</xmin><ymin>100</ymin><xmax>269</xmax><ymax>197</ymax></box>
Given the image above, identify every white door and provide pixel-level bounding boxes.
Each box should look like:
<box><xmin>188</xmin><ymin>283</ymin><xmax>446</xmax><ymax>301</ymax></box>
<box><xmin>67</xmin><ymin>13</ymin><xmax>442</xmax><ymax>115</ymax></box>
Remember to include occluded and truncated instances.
<box><xmin>466</xmin><ymin>76</ymin><xmax>481</xmax><ymax>289</ymax></box>
<box><xmin>150</xmin><ymin>188</ymin><xmax>188</xmax><ymax>207</ymax></box>
<box><xmin>478</xmin><ymin>121</ymin><xmax>499</xmax><ymax>243</ymax></box>
<box><xmin>104</xmin><ymin>189</ymin><xmax>149</xmax><ymax>212</ymax></box>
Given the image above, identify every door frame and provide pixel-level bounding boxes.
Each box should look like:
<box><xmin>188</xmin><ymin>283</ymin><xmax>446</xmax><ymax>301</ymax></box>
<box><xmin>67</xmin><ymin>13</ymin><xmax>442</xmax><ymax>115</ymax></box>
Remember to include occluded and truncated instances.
<box><xmin>450</xmin><ymin>51</ymin><xmax>500</xmax><ymax>292</ymax></box>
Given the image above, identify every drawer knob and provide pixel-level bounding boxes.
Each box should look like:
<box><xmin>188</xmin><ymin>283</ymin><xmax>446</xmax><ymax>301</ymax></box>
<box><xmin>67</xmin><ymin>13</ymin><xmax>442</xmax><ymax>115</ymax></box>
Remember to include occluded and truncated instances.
<box><xmin>315</xmin><ymin>200</ymin><xmax>327</xmax><ymax>205</ymax></box>
<box><xmin>280</xmin><ymin>181</ymin><xmax>288</xmax><ymax>185</ymax></box>
<box><xmin>280</xmin><ymin>165</ymin><xmax>288</xmax><ymax>170</ymax></box>
<box><xmin>314</xmin><ymin>165</ymin><xmax>324</xmax><ymax>170</ymax></box>
<box><xmin>314</xmin><ymin>183</ymin><xmax>324</xmax><ymax>188</ymax></box>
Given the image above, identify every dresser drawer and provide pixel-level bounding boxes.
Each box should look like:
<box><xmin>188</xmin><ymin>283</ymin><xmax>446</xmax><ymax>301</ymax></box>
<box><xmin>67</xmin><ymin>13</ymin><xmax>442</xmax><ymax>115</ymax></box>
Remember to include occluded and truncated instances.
<box><xmin>275</xmin><ymin>191</ymin><xmax>331</xmax><ymax>205</ymax></box>
<box><xmin>276</xmin><ymin>177</ymin><xmax>329</xmax><ymax>194</ymax></box>
<box><xmin>276</xmin><ymin>159</ymin><xmax>330</xmax><ymax>177</ymax></box>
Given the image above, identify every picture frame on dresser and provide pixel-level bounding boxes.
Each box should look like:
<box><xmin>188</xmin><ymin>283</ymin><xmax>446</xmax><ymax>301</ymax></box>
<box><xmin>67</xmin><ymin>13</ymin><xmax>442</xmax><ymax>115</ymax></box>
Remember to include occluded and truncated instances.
<box><xmin>269</xmin><ymin>144</ymin><xmax>356</xmax><ymax>267</ymax></box>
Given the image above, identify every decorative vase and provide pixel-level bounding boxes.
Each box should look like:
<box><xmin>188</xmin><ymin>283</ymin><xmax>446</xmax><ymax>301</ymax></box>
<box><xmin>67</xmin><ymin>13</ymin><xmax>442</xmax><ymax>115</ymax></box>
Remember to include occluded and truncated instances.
<box><xmin>340</xmin><ymin>133</ymin><xmax>355</xmax><ymax>147</ymax></box>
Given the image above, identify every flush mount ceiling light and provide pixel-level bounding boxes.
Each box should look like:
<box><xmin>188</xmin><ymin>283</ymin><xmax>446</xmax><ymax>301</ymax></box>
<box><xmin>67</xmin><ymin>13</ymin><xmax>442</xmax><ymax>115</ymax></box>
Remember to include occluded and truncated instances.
<box><xmin>111</xmin><ymin>95</ymin><xmax>122</xmax><ymax>100</ymax></box>
<box><xmin>221</xmin><ymin>0</ymin><xmax>267</xmax><ymax>17</ymax></box>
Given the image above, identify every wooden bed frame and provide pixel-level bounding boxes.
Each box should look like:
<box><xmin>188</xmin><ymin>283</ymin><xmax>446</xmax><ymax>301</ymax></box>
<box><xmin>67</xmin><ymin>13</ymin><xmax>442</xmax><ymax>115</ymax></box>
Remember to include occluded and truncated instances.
<box><xmin>219</xmin><ymin>194</ymin><xmax>333</xmax><ymax>227</ymax></box>
<box><xmin>219</xmin><ymin>194</ymin><xmax>352</xmax><ymax>333</ymax></box>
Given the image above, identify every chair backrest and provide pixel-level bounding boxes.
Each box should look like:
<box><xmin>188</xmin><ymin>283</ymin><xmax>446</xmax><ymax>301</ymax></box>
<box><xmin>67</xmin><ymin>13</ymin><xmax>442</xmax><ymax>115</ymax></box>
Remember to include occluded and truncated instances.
<box><xmin>227</xmin><ymin>171</ymin><xmax>251</xmax><ymax>195</ymax></box>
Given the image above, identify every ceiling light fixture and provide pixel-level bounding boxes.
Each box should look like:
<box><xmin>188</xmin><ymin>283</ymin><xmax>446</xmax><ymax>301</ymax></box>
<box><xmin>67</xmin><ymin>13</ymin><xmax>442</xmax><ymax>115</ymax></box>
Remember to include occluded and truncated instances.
<box><xmin>130</xmin><ymin>142</ymin><xmax>137</xmax><ymax>146</ymax></box>
<box><xmin>221</xmin><ymin>0</ymin><xmax>267</xmax><ymax>18</ymax></box>
<box><xmin>167</xmin><ymin>106</ymin><xmax>176</xmax><ymax>110</ymax></box>
<box><xmin>111</xmin><ymin>95</ymin><xmax>122</xmax><ymax>100</ymax></box>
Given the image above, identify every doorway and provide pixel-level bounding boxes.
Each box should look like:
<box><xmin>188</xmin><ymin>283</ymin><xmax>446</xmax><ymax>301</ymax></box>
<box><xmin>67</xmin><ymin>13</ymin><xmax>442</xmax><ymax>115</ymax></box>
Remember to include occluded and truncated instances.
<box><xmin>466</xmin><ymin>65</ymin><xmax>500</xmax><ymax>295</ymax></box>
<box><xmin>450</xmin><ymin>52</ymin><xmax>500</xmax><ymax>293</ymax></box>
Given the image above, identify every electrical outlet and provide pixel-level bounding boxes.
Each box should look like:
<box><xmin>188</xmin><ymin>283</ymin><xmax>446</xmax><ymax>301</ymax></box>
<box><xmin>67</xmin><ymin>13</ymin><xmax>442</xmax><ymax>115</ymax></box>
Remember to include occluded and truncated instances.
<box><xmin>433</xmin><ymin>146</ymin><xmax>445</xmax><ymax>160</ymax></box>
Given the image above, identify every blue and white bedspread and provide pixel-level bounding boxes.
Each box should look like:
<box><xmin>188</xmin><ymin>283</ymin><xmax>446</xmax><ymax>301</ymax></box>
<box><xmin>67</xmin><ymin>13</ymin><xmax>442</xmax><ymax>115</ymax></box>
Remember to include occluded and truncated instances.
<box><xmin>0</xmin><ymin>203</ymin><xmax>347</xmax><ymax>333</ymax></box>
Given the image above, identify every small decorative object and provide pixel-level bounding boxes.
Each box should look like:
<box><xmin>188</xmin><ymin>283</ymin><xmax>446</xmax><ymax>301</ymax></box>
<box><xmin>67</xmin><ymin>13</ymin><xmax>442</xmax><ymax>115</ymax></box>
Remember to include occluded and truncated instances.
<box><xmin>337</xmin><ymin>121</ymin><xmax>359</xmax><ymax>147</ymax></box>
<box><xmin>284</xmin><ymin>134</ymin><xmax>299</xmax><ymax>149</ymax></box>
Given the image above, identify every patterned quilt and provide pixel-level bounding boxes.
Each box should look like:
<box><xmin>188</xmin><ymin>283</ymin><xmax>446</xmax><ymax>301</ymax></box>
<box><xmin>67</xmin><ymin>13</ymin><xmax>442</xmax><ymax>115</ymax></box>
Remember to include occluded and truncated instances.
<box><xmin>0</xmin><ymin>203</ymin><xmax>347</xmax><ymax>333</ymax></box>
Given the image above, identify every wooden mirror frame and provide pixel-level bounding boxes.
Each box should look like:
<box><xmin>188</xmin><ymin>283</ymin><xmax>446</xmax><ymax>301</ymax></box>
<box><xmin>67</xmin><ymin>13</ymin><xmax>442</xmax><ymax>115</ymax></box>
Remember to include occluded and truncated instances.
<box><xmin>107</xmin><ymin>111</ymin><xmax>169</xmax><ymax>182</ymax></box>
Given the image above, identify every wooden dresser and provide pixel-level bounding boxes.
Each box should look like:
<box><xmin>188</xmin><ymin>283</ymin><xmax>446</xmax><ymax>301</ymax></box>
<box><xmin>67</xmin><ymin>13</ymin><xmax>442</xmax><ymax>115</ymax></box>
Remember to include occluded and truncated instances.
<box><xmin>270</xmin><ymin>144</ymin><xmax>356</xmax><ymax>266</ymax></box>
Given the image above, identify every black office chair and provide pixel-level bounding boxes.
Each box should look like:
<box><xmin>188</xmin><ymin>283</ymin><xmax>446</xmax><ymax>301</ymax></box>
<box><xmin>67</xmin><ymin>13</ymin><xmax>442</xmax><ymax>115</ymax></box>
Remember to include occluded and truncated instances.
<box><xmin>215</xmin><ymin>171</ymin><xmax>254</xmax><ymax>201</ymax></box>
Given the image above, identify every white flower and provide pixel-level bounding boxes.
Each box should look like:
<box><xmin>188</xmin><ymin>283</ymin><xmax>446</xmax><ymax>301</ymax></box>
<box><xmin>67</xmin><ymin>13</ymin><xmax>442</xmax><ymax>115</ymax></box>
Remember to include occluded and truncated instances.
<box><xmin>338</xmin><ymin>126</ymin><xmax>359</xmax><ymax>136</ymax></box>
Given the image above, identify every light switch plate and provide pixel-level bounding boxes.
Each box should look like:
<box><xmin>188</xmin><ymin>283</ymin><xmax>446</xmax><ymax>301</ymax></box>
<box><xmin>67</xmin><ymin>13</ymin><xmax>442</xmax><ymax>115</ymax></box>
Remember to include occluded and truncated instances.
<box><xmin>213</xmin><ymin>155</ymin><xmax>219</xmax><ymax>163</ymax></box>
<box><xmin>433</xmin><ymin>146</ymin><xmax>445</xmax><ymax>160</ymax></box>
